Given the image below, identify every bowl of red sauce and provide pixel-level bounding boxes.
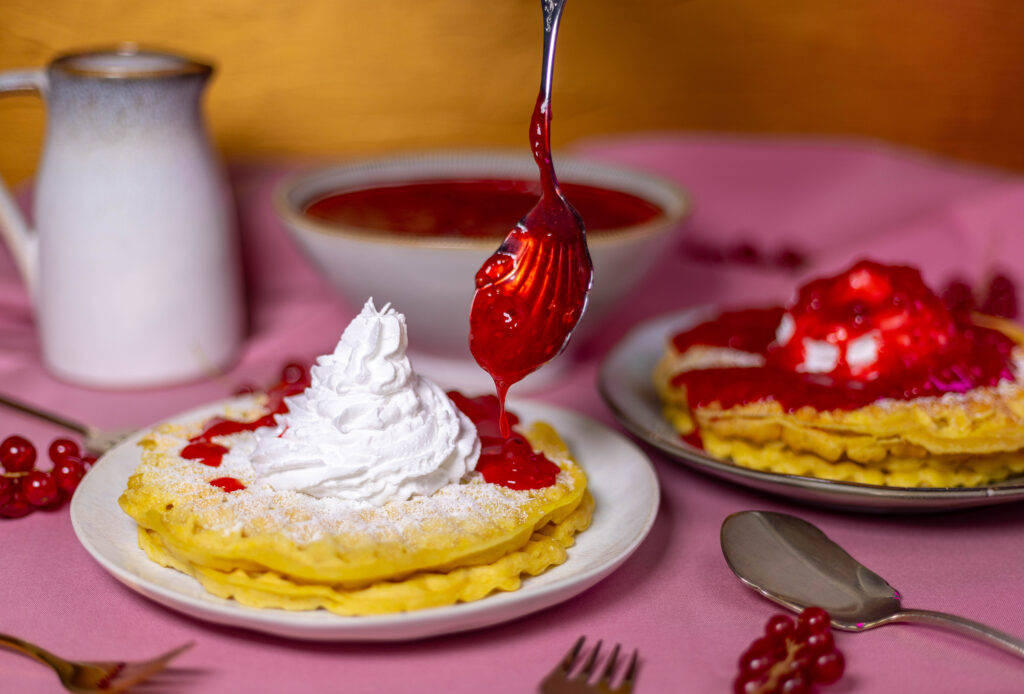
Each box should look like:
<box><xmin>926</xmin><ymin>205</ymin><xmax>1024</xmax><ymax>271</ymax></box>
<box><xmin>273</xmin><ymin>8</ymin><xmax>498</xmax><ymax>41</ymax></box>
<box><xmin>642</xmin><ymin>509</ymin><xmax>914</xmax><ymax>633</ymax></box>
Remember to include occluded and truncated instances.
<box><xmin>275</xmin><ymin>151</ymin><xmax>689</xmax><ymax>387</ymax></box>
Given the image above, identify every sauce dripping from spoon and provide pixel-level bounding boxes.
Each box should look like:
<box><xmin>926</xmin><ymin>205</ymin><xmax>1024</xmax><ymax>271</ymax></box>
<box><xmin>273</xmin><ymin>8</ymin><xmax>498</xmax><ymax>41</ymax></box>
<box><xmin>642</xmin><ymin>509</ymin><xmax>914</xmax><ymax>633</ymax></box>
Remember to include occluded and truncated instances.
<box><xmin>469</xmin><ymin>0</ymin><xmax>593</xmax><ymax>435</ymax></box>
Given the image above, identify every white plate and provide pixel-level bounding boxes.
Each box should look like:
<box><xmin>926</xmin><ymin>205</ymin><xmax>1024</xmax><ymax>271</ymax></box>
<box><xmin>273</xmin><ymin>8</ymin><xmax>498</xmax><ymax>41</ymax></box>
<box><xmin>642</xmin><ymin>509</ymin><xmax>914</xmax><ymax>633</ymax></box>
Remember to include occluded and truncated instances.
<box><xmin>70</xmin><ymin>398</ymin><xmax>659</xmax><ymax>641</ymax></box>
<box><xmin>598</xmin><ymin>308</ymin><xmax>1024</xmax><ymax>513</ymax></box>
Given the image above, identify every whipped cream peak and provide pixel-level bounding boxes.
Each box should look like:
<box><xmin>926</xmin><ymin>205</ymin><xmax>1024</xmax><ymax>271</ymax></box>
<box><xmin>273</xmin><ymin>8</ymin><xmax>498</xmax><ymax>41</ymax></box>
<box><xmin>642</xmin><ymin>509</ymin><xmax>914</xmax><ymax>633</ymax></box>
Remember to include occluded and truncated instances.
<box><xmin>323</xmin><ymin>300</ymin><xmax>410</xmax><ymax>394</ymax></box>
<box><xmin>243</xmin><ymin>298</ymin><xmax>480</xmax><ymax>506</ymax></box>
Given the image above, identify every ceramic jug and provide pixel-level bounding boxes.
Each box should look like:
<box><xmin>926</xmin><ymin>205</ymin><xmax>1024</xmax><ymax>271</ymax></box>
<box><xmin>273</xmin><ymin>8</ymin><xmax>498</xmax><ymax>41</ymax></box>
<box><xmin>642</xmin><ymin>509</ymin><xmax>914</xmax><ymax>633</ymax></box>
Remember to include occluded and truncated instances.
<box><xmin>0</xmin><ymin>46</ymin><xmax>245</xmax><ymax>387</ymax></box>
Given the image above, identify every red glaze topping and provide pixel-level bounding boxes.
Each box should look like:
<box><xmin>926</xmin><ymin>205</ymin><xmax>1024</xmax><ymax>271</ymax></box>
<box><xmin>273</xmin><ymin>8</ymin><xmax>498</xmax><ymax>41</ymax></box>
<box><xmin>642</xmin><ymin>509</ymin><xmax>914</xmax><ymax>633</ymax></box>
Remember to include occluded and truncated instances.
<box><xmin>181</xmin><ymin>442</ymin><xmax>229</xmax><ymax>467</ymax></box>
<box><xmin>210</xmin><ymin>476</ymin><xmax>246</xmax><ymax>493</ymax></box>
<box><xmin>469</xmin><ymin>85</ymin><xmax>593</xmax><ymax>436</ymax></box>
<box><xmin>176</xmin><ymin>370</ymin><xmax>558</xmax><ymax>491</ymax></box>
<box><xmin>670</xmin><ymin>261</ymin><xmax>1018</xmax><ymax>413</ymax></box>
<box><xmin>449</xmin><ymin>391</ymin><xmax>561</xmax><ymax>490</ymax></box>
<box><xmin>769</xmin><ymin>261</ymin><xmax>957</xmax><ymax>383</ymax></box>
<box><xmin>180</xmin><ymin>372</ymin><xmax>311</xmax><ymax>467</ymax></box>
<box><xmin>672</xmin><ymin>307</ymin><xmax>786</xmax><ymax>355</ymax></box>
<box><xmin>304</xmin><ymin>179</ymin><xmax>660</xmax><ymax>237</ymax></box>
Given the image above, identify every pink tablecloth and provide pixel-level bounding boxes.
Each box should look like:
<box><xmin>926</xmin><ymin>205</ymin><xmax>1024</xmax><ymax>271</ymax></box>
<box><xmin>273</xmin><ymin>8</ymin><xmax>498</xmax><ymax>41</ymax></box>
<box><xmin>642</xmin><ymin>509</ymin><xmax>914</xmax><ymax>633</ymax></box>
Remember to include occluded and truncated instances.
<box><xmin>2</xmin><ymin>135</ymin><xmax>1024</xmax><ymax>693</ymax></box>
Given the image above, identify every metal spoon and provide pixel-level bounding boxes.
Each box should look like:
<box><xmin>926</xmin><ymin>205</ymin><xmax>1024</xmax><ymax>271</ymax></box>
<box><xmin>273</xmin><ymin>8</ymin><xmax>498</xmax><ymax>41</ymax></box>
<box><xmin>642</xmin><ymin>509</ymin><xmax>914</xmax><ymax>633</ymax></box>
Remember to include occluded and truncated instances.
<box><xmin>468</xmin><ymin>0</ymin><xmax>593</xmax><ymax>434</ymax></box>
<box><xmin>0</xmin><ymin>391</ymin><xmax>132</xmax><ymax>456</ymax></box>
<box><xmin>720</xmin><ymin>510</ymin><xmax>1024</xmax><ymax>660</ymax></box>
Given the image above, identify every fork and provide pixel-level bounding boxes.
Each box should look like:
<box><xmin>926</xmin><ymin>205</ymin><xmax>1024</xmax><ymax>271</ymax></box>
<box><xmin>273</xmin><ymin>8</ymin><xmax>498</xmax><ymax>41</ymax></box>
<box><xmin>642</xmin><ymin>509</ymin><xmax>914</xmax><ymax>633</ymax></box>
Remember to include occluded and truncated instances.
<box><xmin>0</xmin><ymin>632</ymin><xmax>192</xmax><ymax>693</ymax></box>
<box><xmin>539</xmin><ymin>637</ymin><xmax>639</xmax><ymax>694</ymax></box>
<box><xmin>0</xmin><ymin>391</ymin><xmax>134</xmax><ymax>456</ymax></box>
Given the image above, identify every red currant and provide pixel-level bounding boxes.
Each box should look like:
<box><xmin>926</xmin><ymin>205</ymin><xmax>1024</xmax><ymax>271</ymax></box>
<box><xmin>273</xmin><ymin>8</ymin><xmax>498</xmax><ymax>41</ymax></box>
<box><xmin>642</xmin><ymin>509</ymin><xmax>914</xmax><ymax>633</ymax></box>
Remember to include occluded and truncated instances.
<box><xmin>48</xmin><ymin>438</ymin><xmax>81</xmax><ymax>464</ymax></box>
<box><xmin>0</xmin><ymin>475</ymin><xmax>15</xmax><ymax>505</ymax></box>
<box><xmin>797</xmin><ymin>606</ymin><xmax>831</xmax><ymax>634</ymax></box>
<box><xmin>730</xmin><ymin>242</ymin><xmax>761</xmax><ymax>265</ymax></box>
<box><xmin>739</xmin><ymin>651</ymin><xmax>776</xmax><ymax>678</ymax></box>
<box><xmin>734</xmin><ymin>675</ymin><xmax>769</xmax><ymax>694</ymax></box>
<box><xmin>941</xmin><ymin>279</ymin><xmax>975</xmax><ymax>316</ymax></box>
<box><xmin>803</xmin><ymin>631</ymin><xmax>834</xmax><ymax>656</ymax></box>
<box><xmin>775</xmin><ymin>247</ymin><xmax>807</xmax><ymax>271</ymax></box>
<box><xmin>280</xmin><ymin>361</ymin><xmax>309</xmax><ymax>386</ymax></box>
<box><xmin>734</xmin><ymin>608</ymin><xmax>845</xmax><ymax>694</ymax></box>
<box><xmin>810</xmin><ymin>650</ymin><xmax>844</xmax><ymax>684</ymax></box>
<box><xmin>53</xmin><ymin>458</ymin><xmax>87</xmax><ymax>494</ymax></box>
<box><xmin>981</xmin><ymin>273</ymin><xmax>1019</xmax><ymax>318</ymax></box>
<box><xmin>0</xmin><ymin>492</ymin><xmax>32</xmax><ymax>518</ymax></box>
<box><xmin>81</xmin><ymin>455</ymin><xmax>98</xmax><ymax>470</ymax></box>
<box><xmin>778</xmin><ymin>672</ymin><xmax>810</xmax><ymax>694</ymax></box>
<box><xmin>22</xmin><ymin>470</ymin><xmax>60</xmax><ymax>507</ymax></box>
<box><xmin>746</xmin><ymin>635</ymin><xmax>786</xmax><ymax>657</ymax></box>
<box><xmin>1</xmin><ymin>435</ymin><xmax>36</xmax><ymax>472</ymax></box>
<box><xmin>765</xmin><ymin>615</ymin><xmax>796</xmax><ymax>641</ymax></box>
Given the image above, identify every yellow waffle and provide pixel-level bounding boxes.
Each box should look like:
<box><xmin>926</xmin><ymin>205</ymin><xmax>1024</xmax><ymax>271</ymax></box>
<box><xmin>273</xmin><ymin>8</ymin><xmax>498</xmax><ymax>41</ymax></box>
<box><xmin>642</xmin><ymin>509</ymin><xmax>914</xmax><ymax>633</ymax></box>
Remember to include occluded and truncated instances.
<box><xmin>655</xmin><ymin>315</ymin><xmax>1024</xmax><ymax>487</ymax></box>
<box><xmin>119</xmin><ymin>407</ymin><xmax>591</xmax><ymax>614</ymax></box>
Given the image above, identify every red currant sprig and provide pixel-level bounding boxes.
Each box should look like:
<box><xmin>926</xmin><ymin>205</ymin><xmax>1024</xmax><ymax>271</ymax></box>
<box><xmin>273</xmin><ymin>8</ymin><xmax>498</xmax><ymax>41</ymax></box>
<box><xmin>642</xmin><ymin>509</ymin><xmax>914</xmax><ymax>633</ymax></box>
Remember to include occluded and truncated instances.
<box><xmin>941</xmin><ymin>272</ymin><xmax>1019</xmax><ymax>319</ymax></box>
<box><xmin>981</xmin><ymin>273</ymin><xmax>1018</xmax><ymax>319</ymax></box>
<box><xmin>734</xmin><ymin>607</ymin><xmax>845</xmax><ymax>694</ymax></box>
<box><xmin>0</xmin><ymin>435</ymin><xmax>91</xmax><ymax>519</ymax></box>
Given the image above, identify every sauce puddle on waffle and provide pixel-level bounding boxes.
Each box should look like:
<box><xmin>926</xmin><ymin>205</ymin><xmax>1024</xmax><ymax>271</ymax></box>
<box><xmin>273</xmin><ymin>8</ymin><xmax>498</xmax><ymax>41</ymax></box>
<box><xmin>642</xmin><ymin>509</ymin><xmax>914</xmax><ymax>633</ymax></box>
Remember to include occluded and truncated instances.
<box><xmin>654</xmin><ymin>260</ymin><xmax>1024</xmax><ymax>487</ymax></box>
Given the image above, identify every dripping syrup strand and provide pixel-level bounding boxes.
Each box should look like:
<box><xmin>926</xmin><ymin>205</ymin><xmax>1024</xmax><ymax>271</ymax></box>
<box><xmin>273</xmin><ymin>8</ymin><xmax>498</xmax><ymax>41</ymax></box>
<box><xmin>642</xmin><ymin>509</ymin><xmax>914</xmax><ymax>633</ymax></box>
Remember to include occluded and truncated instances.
<box><xmin>469</xmin><ymin>0</ymin><xmax>592</xmax><ymax>437</ymax></box>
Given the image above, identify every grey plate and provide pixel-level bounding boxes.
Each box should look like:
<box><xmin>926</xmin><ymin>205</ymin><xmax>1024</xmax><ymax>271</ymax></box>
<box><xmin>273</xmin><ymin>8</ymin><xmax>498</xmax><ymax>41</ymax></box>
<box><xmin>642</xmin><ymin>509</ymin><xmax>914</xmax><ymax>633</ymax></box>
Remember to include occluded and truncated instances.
<box><xmin>597</xmin><ymin>308</ymin><xmax>1024</xmax><ymax>513</ymax></box>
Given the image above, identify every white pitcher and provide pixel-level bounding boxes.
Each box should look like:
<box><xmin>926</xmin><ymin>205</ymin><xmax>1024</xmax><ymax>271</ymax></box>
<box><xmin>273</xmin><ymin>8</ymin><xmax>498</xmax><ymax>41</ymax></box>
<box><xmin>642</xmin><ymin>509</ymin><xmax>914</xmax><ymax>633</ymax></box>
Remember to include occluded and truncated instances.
<box><xmin>0</xmin><ymin>46</ymin><xmax>245</xmax><ymax>387</ymax></box>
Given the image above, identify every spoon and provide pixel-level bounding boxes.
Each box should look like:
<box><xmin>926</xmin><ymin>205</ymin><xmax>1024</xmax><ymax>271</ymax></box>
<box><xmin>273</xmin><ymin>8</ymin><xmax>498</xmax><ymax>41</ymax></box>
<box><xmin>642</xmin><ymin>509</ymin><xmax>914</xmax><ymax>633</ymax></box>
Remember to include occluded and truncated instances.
<box><xmin>468</xmin><ymin>0</ymin><xmax>593</xmax><ymax>435</ymax></box>
<box><xmin>0</xmin><ymin>391</ymin><xmax>132</xmax><ymax>456</ymax></box>
<box><xmin>720</xmin><ymin>510</ymin><xmax>1024</xmax><ymax>660</ymax></box>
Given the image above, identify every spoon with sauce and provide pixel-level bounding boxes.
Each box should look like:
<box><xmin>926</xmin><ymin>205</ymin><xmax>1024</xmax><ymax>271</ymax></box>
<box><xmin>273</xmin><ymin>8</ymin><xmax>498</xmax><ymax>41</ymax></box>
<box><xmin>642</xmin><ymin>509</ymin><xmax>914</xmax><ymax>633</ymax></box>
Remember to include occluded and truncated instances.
<box><xmin>721</xmin><ymin>511</ymin><xmax>1024</xmax><ymax>659</ymax></box>
<box><xmin>469</xmin><ymin>0</ymin><xmax>593</xmax><ymax>435</ymax></box>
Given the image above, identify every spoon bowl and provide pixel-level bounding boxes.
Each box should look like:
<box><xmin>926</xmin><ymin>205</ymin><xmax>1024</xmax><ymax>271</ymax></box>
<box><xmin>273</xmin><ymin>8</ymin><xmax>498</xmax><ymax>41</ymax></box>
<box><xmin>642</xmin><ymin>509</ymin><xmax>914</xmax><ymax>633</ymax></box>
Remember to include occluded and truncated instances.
<box><xmin>469</xmin><ymin>0</ymin><xmax>593</xmax><ymax>429</ymax></box>
<box><xmin>721</xmin><ymin>510</ymin><xmax>1024</xmax><ymax>659</ymax></box>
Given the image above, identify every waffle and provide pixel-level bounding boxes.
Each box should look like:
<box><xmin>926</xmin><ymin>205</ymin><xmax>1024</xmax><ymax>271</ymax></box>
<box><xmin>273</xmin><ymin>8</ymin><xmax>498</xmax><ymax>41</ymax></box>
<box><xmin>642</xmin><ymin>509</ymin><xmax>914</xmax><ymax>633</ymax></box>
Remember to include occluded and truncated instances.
<box><xmin>119</xmin><ymin>402</ymin><xmax>592</xmax><ymax>614</ymax></box>
<box><xmin>655</xmin><ymin>315</ymin><xmax>1024</xmax><ymax>487</ymax></box>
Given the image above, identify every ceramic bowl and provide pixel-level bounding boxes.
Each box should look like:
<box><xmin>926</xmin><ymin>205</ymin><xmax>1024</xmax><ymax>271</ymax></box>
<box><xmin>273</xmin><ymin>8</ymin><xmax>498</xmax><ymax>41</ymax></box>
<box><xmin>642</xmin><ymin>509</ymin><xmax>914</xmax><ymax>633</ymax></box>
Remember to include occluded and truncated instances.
<box><xmin>274</xmin><ymin>151</ymin><xmax>689</xmax><ymax>389</ymax></box>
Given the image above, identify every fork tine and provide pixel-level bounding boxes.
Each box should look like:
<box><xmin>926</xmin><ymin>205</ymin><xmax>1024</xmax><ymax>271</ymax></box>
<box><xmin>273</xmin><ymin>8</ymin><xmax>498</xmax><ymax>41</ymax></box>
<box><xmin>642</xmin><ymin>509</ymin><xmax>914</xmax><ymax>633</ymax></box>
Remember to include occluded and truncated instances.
<box><xmin>109</xmin><ymin>642</ymin><xmax>194</xmax><ymax>692</ymax></box>
<box><xmin>576</xmin><ymin>639</ymin><xmax>602</xmax><ymax>680</ymax></box>
<box><xmin>153</xmin><ymin>641</ymin><xmax>194</xmax><ymax>665</ymax></box>
<box><xmin>597</xmin><ymin>643</ymin><xmax>621</xmax><ymax>685</ymax></box>
<box><xmin>614</xmin><ymin>649</ymin><xmax>640</xmax><ymax>693</ymax></box>
<box><xmin>558</xmin><ymin>636</ymin><xmax>586</xmax><ymax>673</ymax></box>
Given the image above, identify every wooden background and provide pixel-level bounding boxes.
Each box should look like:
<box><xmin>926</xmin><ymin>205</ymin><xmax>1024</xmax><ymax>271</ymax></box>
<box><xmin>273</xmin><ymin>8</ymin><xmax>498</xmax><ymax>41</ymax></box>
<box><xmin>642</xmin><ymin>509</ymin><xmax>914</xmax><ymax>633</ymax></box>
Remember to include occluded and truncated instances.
<box><xmin>3</xmin><ymin>0</ymin><xmax>1024</xmax><ymax>183</ymax></box>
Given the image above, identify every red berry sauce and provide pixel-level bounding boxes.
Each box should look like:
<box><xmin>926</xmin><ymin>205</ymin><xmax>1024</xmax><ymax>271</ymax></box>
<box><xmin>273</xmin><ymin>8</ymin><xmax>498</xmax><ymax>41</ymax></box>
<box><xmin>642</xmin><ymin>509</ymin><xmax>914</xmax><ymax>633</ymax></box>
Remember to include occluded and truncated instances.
<box><xmin>178</xmin><ymin>366</ymin><xmax>558</xmax><ymax>492</ymax></box>
<box><xmin>449</xmin><ymin>392</ymin><xmax>561</xmax><ymax>490</ymax></box>
<box><xmin>181</xmin><ymin>368</ymin><xmax>312</xmax><ymax>484</ymax></box>
<box><xmin>181</xmin><ymin>442</ymin><xmax>230</xmax><ymax>467</ymax></box>
<box><xmin>304</xmin><ymin>179</ymin><xmax>660</xmax><ymax>238</ymax></box>
<box><xmin>468</xmin><ymin>18</ymin><xmax>593</xmax><ymax>436</ymax></box>
<box><xmin>671</xmin><ymin>261</ymin><xmax>1018</xmax><ymax>415</ymax></box>
<box><xmin>209</xmin><ymin>477</ymin><xmax>246</xmax><ymax>493</ymax></box>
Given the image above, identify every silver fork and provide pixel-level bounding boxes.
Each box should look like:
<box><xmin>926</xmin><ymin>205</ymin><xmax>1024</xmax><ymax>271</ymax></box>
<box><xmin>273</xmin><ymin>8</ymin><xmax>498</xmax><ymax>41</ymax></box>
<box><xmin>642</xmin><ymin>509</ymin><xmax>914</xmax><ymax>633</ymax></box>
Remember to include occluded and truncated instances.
<box><xmin>0</xmin><ymin>632</ymin><xmax>192</xmax><ymax>693</ymax></box>
<box><xmin>0</xmin><ymin>391</ymin><xmax>133</xmax><ymax>456</ymax></box>
<box><xmin>539</xmin><ymin>637</ymin><xmax>639</xmax><ymax>694</ymax></box>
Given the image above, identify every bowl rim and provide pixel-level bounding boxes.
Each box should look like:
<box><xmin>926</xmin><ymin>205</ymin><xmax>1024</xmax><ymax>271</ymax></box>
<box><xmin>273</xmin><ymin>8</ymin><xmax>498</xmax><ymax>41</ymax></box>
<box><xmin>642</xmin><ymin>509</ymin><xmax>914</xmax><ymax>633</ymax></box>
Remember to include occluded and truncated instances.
<box><xmin>273</xmin><ymin>149</ymin><xmax>691</xmax><ymax>250</ymax></box>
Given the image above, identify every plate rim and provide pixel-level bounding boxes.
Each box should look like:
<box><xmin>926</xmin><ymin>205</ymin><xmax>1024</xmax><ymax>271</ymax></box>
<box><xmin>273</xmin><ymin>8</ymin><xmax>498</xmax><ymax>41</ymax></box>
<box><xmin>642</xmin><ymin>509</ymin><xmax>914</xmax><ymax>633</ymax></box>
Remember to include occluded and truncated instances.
<box><xmin>69</xmin><ymin>396</ymin><xmax>660</xmax><ymax>641</ymax></box>
<box><xmin>597</xmin><ymin>307</ymin><xmax>1024</xmax><ymax>512</ymax></box>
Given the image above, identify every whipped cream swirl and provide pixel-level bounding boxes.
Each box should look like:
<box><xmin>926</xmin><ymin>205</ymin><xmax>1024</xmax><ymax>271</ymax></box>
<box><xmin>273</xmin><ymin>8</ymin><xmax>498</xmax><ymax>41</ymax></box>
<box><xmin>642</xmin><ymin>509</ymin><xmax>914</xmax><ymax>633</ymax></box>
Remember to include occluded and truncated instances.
<box><xmin>247</xmin><ymin>299</ymin><xmax>479</xmax><ymax>505</ymax></box>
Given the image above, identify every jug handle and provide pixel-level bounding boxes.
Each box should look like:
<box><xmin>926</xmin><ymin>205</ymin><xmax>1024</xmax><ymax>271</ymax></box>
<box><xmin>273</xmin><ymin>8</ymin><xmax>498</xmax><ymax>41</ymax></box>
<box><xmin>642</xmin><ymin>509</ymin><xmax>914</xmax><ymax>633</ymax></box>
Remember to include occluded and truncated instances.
<box><xmin>0</xmin><ymin>69</ymin><xmax>47</xmax><ymax>295</ymax></box>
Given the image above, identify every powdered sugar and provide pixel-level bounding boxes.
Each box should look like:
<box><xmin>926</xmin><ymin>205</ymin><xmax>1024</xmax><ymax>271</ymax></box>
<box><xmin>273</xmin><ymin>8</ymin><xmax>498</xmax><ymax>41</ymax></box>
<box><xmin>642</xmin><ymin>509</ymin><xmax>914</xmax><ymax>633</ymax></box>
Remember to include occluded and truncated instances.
<box><xmin>137</xmin><ymin>418</ymin><xmax>576</xmax><ymax>546</ymax></box>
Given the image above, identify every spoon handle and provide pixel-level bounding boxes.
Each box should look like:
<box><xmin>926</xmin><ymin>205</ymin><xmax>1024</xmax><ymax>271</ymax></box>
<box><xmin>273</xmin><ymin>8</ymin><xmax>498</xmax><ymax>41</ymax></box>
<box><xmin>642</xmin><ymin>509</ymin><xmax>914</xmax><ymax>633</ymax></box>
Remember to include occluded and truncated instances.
<box><xmin>539</xmin><ymin>0</ymin><xmax>568</xmax><ymax>103</ymax></box>
<box><xmin>890</xmin><ymin>608</ymin><xmax>1024</xmax><ymax>660</ymax></box>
